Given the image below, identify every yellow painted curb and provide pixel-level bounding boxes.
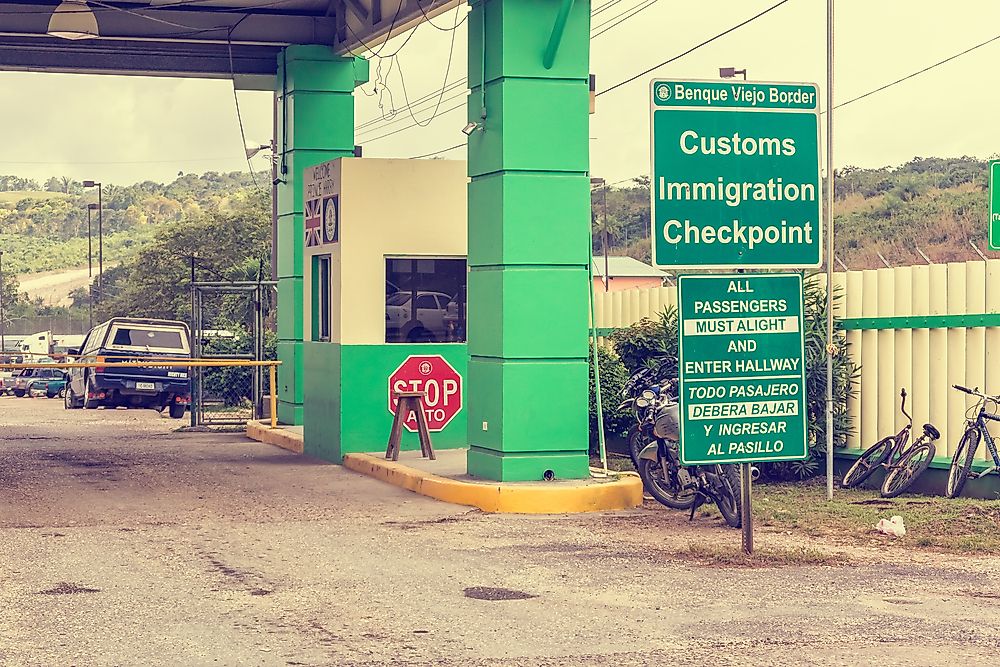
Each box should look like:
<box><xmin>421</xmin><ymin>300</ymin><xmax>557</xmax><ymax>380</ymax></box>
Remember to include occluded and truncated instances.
<box><xmin>245</xmin><ymin>420</ymin><xmax>304</xmax><ymax>455</ymax></box>
<box><xmin>342</xmin><ymin>453</ymin><xmax>643</xmax><ymax>514</ymax></box>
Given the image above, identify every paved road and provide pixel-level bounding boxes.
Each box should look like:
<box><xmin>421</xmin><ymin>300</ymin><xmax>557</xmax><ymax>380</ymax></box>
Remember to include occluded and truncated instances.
<box><xmin>1</xmin><ymin>398</ymin><xmax>999</xmax><ymax>666</ymax></box>
<box><xmin>17</xmin><ymin>267</ymin><xmax>95</xmax><ymax>308</ymax></box>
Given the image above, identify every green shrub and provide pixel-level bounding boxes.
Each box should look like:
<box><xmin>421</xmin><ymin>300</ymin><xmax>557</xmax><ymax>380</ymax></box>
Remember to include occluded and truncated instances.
<box><xmin>588</xmin><ymin>345</ymin><xmax>632</xmax><ymax>455</ymax></box>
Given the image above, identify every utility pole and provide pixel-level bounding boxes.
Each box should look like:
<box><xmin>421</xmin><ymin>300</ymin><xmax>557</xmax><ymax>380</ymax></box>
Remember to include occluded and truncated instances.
<box><xmin>0</xmin><ymin>249</ymin><xmax>5</xmax><ymax>355</ymax></box>
<box><xmin>825</xmin><ymin>0</ymin><xmax>836</xmax><ymax>502</ymax></box>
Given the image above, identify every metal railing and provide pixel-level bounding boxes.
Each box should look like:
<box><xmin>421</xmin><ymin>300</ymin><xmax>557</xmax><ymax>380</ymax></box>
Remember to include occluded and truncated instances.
<box><xmin>0</xmin><ymin>358</ymin><xmax>280</xmax><ymax>428</ymax></box>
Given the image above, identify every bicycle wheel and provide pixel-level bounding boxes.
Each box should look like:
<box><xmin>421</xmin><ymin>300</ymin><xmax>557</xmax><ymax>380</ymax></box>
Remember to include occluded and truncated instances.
<box><xmin>881</xmin><ymin>442</ymin><xmax>936</xmax><ymax>498</ymax></box>
<box><xmin>842</xmin><ymin>437</ymin><xmax>894</xmax><ymax>488</ymax></box>
<box><xmin>946</xmin><ymin>427</ymin><xmax>981</xmax><ymax>499</ymax></box>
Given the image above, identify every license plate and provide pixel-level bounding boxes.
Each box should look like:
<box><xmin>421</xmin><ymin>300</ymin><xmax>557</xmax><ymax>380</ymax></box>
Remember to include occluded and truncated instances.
<box><xmin>136</xmin><ymin>382</ymin><xmax>156</xmax><ymax>391</ymax></box>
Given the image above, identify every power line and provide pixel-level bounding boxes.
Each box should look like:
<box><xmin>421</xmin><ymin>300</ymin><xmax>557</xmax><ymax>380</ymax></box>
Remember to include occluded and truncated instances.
<box><xmin>591</xmin><ymin>0</ymin><xmax>659</xmax><ymax>38</ymax></box>
<box><xmin>597</xmin><ymin>0</ymin><xmax>791</xmax><ymax>97</ymax></box>
<box><xmin>410</xmin><ymin>143</ymin><xmax>465</xmax><ymax>159</ymax></box>
<box><xmin>354</xmin><ymin>0</ymin><xmax>657</xmax><ymax>135</ymax></box>
<box><xmin>832</xmin><ymin>32</ymin><xmax>1000</xmax><ymax>110</ymax></box>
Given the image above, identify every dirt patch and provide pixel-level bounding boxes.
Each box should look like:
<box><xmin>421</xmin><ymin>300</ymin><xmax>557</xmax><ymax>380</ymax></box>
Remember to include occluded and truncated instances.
<box><xmin>463</xmin><ymin>587</ymin><xmax>538</xmax><ymax>601</ymax></box>
<box><xmin>38</xmin><ymin>582</ymin><xmax>101</xmax><ymax>595</ymax></box>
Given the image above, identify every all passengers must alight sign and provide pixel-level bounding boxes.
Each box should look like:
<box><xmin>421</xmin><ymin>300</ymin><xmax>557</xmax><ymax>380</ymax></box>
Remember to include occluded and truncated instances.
<box><xmin>649</xmin><ymin>79</ymin><xmax>822</xmax><ymax>268</ymax></box>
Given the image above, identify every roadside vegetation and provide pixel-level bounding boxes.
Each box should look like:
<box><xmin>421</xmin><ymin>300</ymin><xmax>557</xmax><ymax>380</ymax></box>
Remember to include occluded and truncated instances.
<box><xmin>756</xmin><ymin>479</ymin><xmax>1000</xmax><ymax>555</ymax></box>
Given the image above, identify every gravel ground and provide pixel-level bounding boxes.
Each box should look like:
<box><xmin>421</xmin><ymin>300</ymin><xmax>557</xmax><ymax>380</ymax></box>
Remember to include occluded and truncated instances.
<box><xmin>2</xmin><ymin>397</ymin><xmax>999</xmax><ymax>666</ymax></box>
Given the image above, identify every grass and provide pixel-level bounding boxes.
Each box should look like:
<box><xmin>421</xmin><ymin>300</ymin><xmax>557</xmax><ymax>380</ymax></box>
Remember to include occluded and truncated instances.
<box><xmin>683</xmin><ymin>541</ymin><xmax>840</xmax><ymax>568</ymax></box>
<box><xmin>589</xmin><ymin>453</ymin><xmax>636</xmax><ymax>473</ymax></box>
<box><xmin>754</xmin><ymin>478</ymin><xmax>1000</xmax><ymax>555</ymax></box>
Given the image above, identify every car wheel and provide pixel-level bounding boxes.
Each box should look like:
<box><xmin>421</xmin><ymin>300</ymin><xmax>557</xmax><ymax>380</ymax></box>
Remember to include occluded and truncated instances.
<box><xmin>13</xmin><ymin>389</ymin><xmax>24</xmax><ymax>398</ymax></box>
<box><xmin>84</xmin><ymin>378</ymin><xmax>100</xmax><ymax>409</ymax></box>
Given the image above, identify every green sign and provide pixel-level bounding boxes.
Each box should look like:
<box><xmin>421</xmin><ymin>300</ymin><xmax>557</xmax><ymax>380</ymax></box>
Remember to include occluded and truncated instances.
<box><xmin>990</xmin><ymin>160</ymin><xmax>1000</xmax><ymax>251</ymax></box>
<box><xmin>677</xmin><ymin>273</ymin><xmax>808</xmax><ymax>465</ymax></box>
<box><xmin>650</xmin><ymin>79</ymin><xmax>822</xmax><ymax>269</ymax></box>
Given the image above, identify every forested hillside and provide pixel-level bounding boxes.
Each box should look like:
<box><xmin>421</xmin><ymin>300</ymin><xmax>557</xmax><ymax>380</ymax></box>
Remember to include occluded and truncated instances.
<box><xmin>0</xmin><ymin>171</ymin><xmax>257</xmax><ymax>275</ymax></box>
<box><xmin>591</xmin><ymin>156</ymin><xmax>999</xmax><ymax>270</ymax></box>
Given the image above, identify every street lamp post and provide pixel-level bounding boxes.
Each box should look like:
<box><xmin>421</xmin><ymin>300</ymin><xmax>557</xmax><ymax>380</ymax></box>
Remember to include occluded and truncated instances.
<box><xmin>83</xmin><ymin>180</ymin><xmax>102</xmax><ymax>302</ymax></box>
<box><xmin>0</xmin><ymin>249</ymin><xmax>5</xmax><ymax>354</ymax></box>
<box><xmin>86</xmin><ymin>203</ymin><xmax>97</xmax><ymax>327</ymax></box>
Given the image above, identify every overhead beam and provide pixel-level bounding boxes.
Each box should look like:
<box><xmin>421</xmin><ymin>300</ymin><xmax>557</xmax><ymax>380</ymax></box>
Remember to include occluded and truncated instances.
<box><xmin>334</xmin><ymin>0</ymin><xmax>462</xmax><ymax>55</ymax></box>
<box><xmin>0</xmin><ymin>2</ymin><xmax>336</xmax><ymax>45</ymax></box>
<box><xmin>0</xmin><ymin>35</ymin><xmax>279</xmax><ymax>85</ymax></box>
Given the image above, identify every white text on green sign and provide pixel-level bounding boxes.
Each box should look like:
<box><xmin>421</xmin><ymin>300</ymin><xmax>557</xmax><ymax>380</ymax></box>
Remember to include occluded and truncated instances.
<box><xmin>677</xmin><ymin>273</ymin><xmax>808</xmax><ymax>465</ymax></box>
<box><xmin>650</xmin><ymin>79</ymin><xmax>822</xmax><ymax>269</ymax></box>
<box><xmin>990</xmin><ymin>160</ymin><xmax>1000</xmax><ymax>251</ymax></box>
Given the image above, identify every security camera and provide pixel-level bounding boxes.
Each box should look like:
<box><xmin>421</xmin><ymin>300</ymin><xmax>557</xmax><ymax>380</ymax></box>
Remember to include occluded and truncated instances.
<box><xmin>461</xmin><ymin>122</ymin><xmax>480</xmax><ymax>136</ymax></box>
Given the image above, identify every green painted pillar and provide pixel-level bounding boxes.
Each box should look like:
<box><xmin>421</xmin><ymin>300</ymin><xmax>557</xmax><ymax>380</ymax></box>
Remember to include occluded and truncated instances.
<box><xmin>274</xmin><ymin>46</ymin><xmax>368</xmax><ymax>425</ymax></box>
<box><xmin>466</xmin><ymin>0</ymin><xmax>592</xmax><ymax>481</ymax></box>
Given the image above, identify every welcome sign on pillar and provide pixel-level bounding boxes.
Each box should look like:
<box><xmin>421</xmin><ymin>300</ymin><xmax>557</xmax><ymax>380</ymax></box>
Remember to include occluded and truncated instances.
<box><xmin>650</xmin><ymin>79</ymin><xmax>823</xmax><ymax>269</ymax></box>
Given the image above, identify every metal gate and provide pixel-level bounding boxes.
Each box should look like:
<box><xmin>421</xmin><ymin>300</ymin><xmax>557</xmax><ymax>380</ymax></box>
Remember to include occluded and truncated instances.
<box><xmin>191</xmin><ymin>280</ymin><xmax>275</xmax><ymax>427</ymax></box>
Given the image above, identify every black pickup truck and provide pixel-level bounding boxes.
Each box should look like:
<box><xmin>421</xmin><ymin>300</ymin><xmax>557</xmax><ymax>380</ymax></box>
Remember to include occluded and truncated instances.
<box><xmin>65</xmin><ymin>317</ymin><xmax>192</xmax><ymax>418</ymax></box>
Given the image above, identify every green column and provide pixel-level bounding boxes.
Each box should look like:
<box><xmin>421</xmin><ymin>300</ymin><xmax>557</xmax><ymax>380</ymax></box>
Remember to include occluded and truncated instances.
<box><xmin>274</xmin><ymin>46</ymin><xmax>368</xmax><ymax>425</ymax></box>
<box><xmin>466</xmin><ymin>0</ymin><xmax>592</xmax><ymax>481</ymax></box>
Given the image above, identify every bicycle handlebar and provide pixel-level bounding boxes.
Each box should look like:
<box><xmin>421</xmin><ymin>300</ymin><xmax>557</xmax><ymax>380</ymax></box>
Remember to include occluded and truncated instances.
<box><xmin>952</xmin><ymin>384</ymin><xmax>1000</xmax><ymax>402</ymax></box>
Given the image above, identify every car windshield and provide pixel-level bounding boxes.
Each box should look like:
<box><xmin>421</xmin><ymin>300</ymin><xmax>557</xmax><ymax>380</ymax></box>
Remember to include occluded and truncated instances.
<box><xmin>110</xmin><ymin>327</ymin><xmax>185</xmax><ymax>350</ymax></box>
<box><xmin>386</xmin><ymin>293</ymin><xmax>411</xmax><ymax>306</ymax></box>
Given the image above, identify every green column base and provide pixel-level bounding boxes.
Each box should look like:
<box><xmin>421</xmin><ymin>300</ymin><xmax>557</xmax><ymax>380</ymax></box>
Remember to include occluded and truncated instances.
<box><xmin>277</xmin><ymin>401</ymin><xmax>303</xmax><ymax>425</ymax></box>
<box><xmin>467</xmin><ymin>447</ymin><xmax>590</xmax><ymax>482</ymax></box>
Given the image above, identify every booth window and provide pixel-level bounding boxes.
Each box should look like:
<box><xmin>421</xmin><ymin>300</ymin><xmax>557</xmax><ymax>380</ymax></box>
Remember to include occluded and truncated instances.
<box><xmin>312</xmin><ymin>255</ymin><xmax>331</xmax><ymax>342</ymax></box>
<box><xmin>386</xmin><ymin>257</ymin><xmax>466</xmax><ymax>344</ymax></box>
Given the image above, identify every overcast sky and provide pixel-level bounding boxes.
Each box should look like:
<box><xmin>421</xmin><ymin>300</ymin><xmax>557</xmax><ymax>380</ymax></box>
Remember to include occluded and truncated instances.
<box><xmin>1</xmin><ymin>0</ymin><xmax>999</xmax><ymax>186</ymax></box>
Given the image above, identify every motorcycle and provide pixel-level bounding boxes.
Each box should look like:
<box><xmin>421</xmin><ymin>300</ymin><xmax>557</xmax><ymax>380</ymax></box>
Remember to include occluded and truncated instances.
<box><xmin>635</xmin><ymin>391</ymin><xmax>743</xmax><ymax>529</ymax></box>
<box><xmin>618</xmin><ymin>359</ymin><xmax>676</xmax><ymax>467</ymax></box>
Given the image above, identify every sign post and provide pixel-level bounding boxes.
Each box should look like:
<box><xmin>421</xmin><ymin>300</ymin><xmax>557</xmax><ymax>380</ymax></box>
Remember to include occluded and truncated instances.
<box><xmin>990</xmin><ymin>160</ymin><xmax>1000</xmax><ymax>251</ymax></box>
<box><xmin>649</xmin><ymin>79</ymin><xmax>822</xmax><ymax>269</ymax></box>
<box><xmin>677</xmin><ymin>273</ymin><xmax>808</xmax><ymax>553</ymax></box>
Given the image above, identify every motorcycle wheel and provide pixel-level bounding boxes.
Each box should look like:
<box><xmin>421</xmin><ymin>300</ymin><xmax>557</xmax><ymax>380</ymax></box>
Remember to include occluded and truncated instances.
<box><xmin>627</xmin><ymin>424</ymin><xmax>648</xmax><ymax>469</ymax></box>
<box><xmin>637</xmin><ymin>457</ymin><xmax>696</xmax><ymax>510</ymax></box>
<box><xmin>711</xmin><ymin>465</ymin><xmax>743</xmax><ymax>528</ymax></box>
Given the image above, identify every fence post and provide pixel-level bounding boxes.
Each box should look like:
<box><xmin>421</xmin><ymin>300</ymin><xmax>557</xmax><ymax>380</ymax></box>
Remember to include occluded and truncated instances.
<box><xmin>893</xmin><ymin>266</ymin><xmax>913</xmax><ymax>436</ymax></box>
<box><xmin>945</xmin><ymin>262</ymin><xmax>968</xmax><ymax>458</ymax></box>
<box><xmin>876</xmin><ymin>268</ymin><xmax>896</xmax><ymax>438</ymax></box>
<box><xmin>966</xmin><ymin>261</ymin><xmax>987</xmax><ymax>459</ymax></box>
<box><xmin>845</xmin><ymin>270</ymin><xmax>862</xmax><ymax>449</ymax></box>
<box><xmin>910</xmin><ymin>264</ymin><xmax>931</xmax><ymax>441</ymax></box>
<box><xmin>860</xmin><ymin>270</ymin><xmax>879</xmax><ymax>448</ymax></box>
<box><xmin>928</xmin><ymin>264</ymin><xmax>949</xmax><ymax>449</ymax></box>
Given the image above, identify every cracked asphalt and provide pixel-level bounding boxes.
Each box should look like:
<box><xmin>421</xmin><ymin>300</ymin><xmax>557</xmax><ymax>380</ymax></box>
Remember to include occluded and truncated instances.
<box><xmin>1</xmin><ymin>397</ymin><xmax>999</xmax><ymax>666</ymax></box>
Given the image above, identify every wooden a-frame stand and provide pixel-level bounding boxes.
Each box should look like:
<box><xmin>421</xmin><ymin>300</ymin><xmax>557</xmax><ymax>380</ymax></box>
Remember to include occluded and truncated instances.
<box><xmin>385</xmin><ymin>391</ymin><xmax>436</xmax><ymax>462</ymax></box>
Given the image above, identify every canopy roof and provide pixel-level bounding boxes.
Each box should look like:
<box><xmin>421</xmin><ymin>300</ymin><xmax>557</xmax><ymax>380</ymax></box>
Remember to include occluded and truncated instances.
<box><xmin>0</xmin><ymin>1</ymin><xmax>458</xmax><ymax>86</ymax></box>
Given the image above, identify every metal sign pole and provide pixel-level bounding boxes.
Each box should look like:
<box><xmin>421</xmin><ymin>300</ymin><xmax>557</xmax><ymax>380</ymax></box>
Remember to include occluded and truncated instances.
<box><xmin>825</xmin><ymin>0</ymin><xmax>836</xmax><ymax>502</ymax></box>
<box><xmin>740</xmin><ymin>463</ymin><xmax>753</xmax><ymax>555</ymax></box>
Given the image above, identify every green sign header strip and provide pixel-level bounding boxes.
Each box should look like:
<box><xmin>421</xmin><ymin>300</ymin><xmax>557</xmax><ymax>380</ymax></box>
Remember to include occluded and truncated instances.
<box><xmin>652</xmin><ymin>80</ymin><xmax>819</xmax><ymax>111</ymax></box>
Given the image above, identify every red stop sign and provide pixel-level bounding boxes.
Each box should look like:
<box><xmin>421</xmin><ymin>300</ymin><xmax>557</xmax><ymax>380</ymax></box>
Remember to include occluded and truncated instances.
<box><xmin>387</xmin><ymin>355</ymin><xmax>463</xmax><ymax>432</ymax></box>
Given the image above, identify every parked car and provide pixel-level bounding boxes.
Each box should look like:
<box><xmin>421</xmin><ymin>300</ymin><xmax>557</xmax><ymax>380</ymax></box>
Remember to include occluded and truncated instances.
<box><xmin>385</xmin><ymin>291</ymin><xmax>451</xmax><ymax>342</ymax></box>
<box><xmin>65</xmin><ymin>317</ymin><xmax>191</xmax><ymax>418</ymax></box>
<box><xmin>12</xmin><ymin>367</ymin><xmax>64</xmax><ymax>398</ymax></box>
<box><xmin>45</xmin><ymin>375</ymin><xmax>68</xmax><ymax>399</ymax></box>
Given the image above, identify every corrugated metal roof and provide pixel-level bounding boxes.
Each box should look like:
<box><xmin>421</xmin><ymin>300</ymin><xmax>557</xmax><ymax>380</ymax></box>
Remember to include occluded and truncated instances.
<box><xmin>592</xmin><ymin>256</ymin><xmax>666</xmax><ymax>278</ymax></box>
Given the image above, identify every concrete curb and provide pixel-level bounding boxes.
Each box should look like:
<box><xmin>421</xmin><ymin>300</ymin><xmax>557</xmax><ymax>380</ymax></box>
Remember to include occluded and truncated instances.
<box><xmin>343</xmin><ymin>453</ymin><xmax>643</xmax><ymax>514</ymax></box>
<box><xmin>245</xmin><ymin>421</ymin><xmax>304</xmax><ymax>455</ymax></box>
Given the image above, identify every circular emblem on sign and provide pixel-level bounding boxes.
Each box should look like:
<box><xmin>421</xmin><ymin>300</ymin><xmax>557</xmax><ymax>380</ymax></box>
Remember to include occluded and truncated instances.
<box><xmin>323</xmin><ymin>196</ymin><xmax>339</xmax><ymax>243</ymax></box>
<box><xmin>418</xmin><ymin>361</ymin><xmax>433</xmax><ymax>375</ymax></box>
<box><xmin>656</xmin><ymin>84</ymin><xmax>671</xmax><ymax>101</ymax></box>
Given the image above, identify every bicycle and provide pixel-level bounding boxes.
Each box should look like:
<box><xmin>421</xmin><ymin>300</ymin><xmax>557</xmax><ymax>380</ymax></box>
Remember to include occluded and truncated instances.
<box><xmin>946</xmin><ymin>385</ymin><xmax>1000</xmax><ymax>498</ymax></box>
<box><xmin>842</xmin><ymin>388</ymin><xmax>940</xmax><ymax>498</ymax></box>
